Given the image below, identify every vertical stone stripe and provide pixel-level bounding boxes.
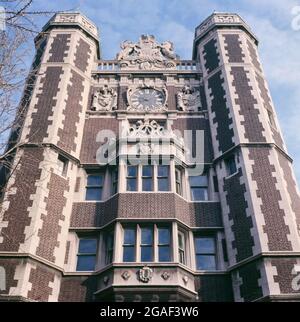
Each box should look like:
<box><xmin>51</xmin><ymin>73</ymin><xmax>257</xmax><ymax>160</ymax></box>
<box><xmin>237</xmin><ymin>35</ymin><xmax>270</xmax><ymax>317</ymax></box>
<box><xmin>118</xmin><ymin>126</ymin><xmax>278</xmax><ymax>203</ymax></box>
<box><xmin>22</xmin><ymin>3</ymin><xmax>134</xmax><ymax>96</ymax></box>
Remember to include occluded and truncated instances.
<box><xmin>118</xmin><ymin>86</ymin><xmax>127</xmax><ymax>110</ymax></box>
<box><xmin>208</xmin><ymin>71</ymin><xmax>234</xmax><ymax>153</ymax></box>
<box><xmin>230</xmin><ymin>66</ymin><xmax>266</xmax><ymax>142</ymax></box>
<box><xmin>0</xmin><ymin>148</ymin><xmax>44</xmax><ymax>251</ymax></box>
<box><xmin>27</xmin><ymin>266</ymin><xmax>55</xmax><ymax>301</ymax></box>
<box><xmin>57</xmin><ymin>70</ymin><xmax>84</xmax><ymax>154</ymax></box>
<box><xmin>202</xmin><ymin>38</ymin><xmax>220</xmax><ymax>73</ymax></box>
<box><xmin>64</xmin><ymin>241</ymin><xmax>71</xmax><ymax>264</ymax></box>
<box><xmin>247</xmin><ymin>39</ymin><xmax>263</xmax><ymax>73</ymax></box>
<box><xmin>255</xmin><ymin>72</ymin><xmax>284</xmax><ymax>149</ymax></box>
<box><xmin>48</xmin><ymin>34</ymin><xmax>71</xmax><ymax>63</ymax></box>
<box><xmin>74</xmin><ymin>38</ymin><xmax>91</xmax><ymax>73</ymax></box>
<box><xmin>223</xmin><ymin>34</ymin><xmax>245</xmax><ymax>63</ymax></box>
<box><xmin>277</xmin><ymin>152</ymin><xmax>300</xmax><ymax>230</ymax></box>
<box><xmin>166</xmin><ymin>85</ymin><xmax>178</xmax><ymax>110</ymax></box>
<box><xmin>27</xmin><ymin>66</ymin><xmax>63</xmax><ymax>143</ymax></box>
<box><xmin>223</xmin><ymin>168</ymin><xmax>254</xmax><ymax>262</ymax></box>
<box><xmin>36</xmin><ymin>173</ymin><xmax>69</xmax><ymax>263</ymax></box>
<box><xmin>249</xmin><ymin>148</ymin><xmax>292</xmax><ymax>251</ymax></box>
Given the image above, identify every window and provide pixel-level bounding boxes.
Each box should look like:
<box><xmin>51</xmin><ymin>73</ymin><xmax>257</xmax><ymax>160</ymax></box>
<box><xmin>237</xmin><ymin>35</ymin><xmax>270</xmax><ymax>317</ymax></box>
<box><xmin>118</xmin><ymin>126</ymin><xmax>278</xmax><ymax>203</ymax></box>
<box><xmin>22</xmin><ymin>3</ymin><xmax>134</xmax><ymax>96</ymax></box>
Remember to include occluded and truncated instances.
<box><xmin>140</xmin><ymin>227</ymin><xmax>154</xmax><ymax>261</ymax></box>
<box><xmin>157</xmin><ymin>165</ymin><xmax>169</xmax><ymax>191</ymax></box>
<box><xmin>142</xmin><ymin>165</ymin><xmax>153</xmax><ymax>191</ymax></box>
<box><xmin>178</xmin><ymin>231</ymin><xmax>186</xmax><ymax>265</ymax></box>
<box><xmin>127</xmin><ymin>165</ymin><xmax>138</xmax><ymax>191</ymax></box>
<box><xmin>85</xmin><ymin>174</ymin><xmax>104</xmax><ymax>201</ymax></box>
<box><xmin>189</xmin><ymin>175</ymin><xmax>208</xmax><ymax>201</ymax></box>
<box><xmin>194</xmin><ymin>236</ymin><xmax>216</xmax><ymax>270</ymax></box>
<box><xmin>111</xmin><ymin>168</ymin><xmax>118</xmax><ymax>195</ymax></box>
<box><xmin>121</xmin><ymin>224</ymin><xmax>172</xmax><ymax>262</ymax></box>
<box><xmin>123</xmin><ymin>227</ymin><xmax>136</xmax><ymax>262</ymax></box>
<box><xmin>76</xmin><ymin>238</ymin><xmax>97</xmax><ymax>271</ymax></box>
<box><xmin>225</xmin><ymin>155</ymin><xmax>237</xmax><ymax>176</ymax></box>
<box><xmin>104</xmin><ymin>231</ymin><xmax>114</xmax><ymax>265</ymax></box>
<box><xmin>158</xmin><ymin>227</ymin><xmax>171</xmax><ymax>262</ymax></box>
<box><xmin>57</xmin><ymin>154</ymin><xmax>68</xmax><ymax>177</ymax></box>
<box><xmin>175</xmin><ymin>168</ymin><xmax>182</xmax><ymax>196</ymax></box>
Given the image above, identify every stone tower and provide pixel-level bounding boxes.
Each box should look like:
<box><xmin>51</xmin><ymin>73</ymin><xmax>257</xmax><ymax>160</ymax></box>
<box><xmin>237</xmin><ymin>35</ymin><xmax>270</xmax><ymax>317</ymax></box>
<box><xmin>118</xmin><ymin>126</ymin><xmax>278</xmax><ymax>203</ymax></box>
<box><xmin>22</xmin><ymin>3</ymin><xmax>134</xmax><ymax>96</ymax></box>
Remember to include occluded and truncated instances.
<box><xmin>0</xmin><ymin>12</ymin><xmax>299</xmax><ymax>302</ymax></box>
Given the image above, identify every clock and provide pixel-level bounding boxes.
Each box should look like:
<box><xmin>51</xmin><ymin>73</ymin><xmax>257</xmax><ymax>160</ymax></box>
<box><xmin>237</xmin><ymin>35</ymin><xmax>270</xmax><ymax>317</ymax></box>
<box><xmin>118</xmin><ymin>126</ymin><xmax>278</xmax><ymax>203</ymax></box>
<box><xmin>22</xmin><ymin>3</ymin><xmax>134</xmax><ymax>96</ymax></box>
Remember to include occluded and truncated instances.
<box><xmin>127</xmin><ymin>86</ymin><xmax>167</xmax><ymax>111</ymax></box>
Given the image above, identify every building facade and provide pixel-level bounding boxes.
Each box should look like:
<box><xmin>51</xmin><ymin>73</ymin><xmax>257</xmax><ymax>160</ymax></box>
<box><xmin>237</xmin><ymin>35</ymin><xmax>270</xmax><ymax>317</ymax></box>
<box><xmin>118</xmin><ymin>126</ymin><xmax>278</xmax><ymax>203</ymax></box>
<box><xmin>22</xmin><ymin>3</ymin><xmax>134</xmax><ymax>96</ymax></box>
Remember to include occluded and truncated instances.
<box><xmin>0</xmin><ymin>12</ymin><xmax>300</xmax><ymax>302</ymax></box>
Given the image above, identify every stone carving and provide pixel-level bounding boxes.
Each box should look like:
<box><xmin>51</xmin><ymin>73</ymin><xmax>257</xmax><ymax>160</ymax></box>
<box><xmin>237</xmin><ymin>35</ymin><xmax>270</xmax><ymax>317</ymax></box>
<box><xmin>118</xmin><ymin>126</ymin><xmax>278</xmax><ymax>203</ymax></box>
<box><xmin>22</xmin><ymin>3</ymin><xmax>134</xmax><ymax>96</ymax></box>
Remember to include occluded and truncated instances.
<box><xmin>182</xmin><ymin>275</ymin><xmax>189</xmax><ymax>284</ymax></box>
<box><xmin>137</xmin><ymin>142</ymin><xmax>155</xmax><ymax>155</ymax></box>
<box><xmin>91</xmin><ymin>85</ymin><xmax>117</xmax><ymax>111</ymax></box>
<box><xmin>122</xmin><ymin>271</ymin><xmax>131</xmax><ymax>280</ymax></box>
<box><xmin>215</xmin><ymin>14</ymin><xmax>240</xmax><ymax>23</ymax></box>
<box><xmin>138</xmin><ymin>266</ymin><xmax>153</xmax><ymax>283</ymax></box>
<box><xmin>127</xmin><ymin>85</ymin><xmax>167</xmax><ymax>112</ymax></box>
<box><xmin>177</xmin><ymin>85</ymin><xmax>201</xmax><ymax>112</ymax></box>
<box><xmin>117</xmin><ymin>35</ymin><xmax>177</xmax><ymax>70</ymax></box>
<box><xmin>196</xmin><ymin>14</ymin><xmax>241</xmax><ymax>37</ymax></box>
<box><xmin>127</xmin><ymin>118</ymin><xmax>168</xmax><ymax>138</ymax></box>
<box><xmin>58</xmin><ymin>14</ymin><xmax>77</xmax><ymax>23</ymax></box>
<box><xmin>161</xmin><ymin>271</ymin><xmax>170</xmax><ymax>280</ymax></box>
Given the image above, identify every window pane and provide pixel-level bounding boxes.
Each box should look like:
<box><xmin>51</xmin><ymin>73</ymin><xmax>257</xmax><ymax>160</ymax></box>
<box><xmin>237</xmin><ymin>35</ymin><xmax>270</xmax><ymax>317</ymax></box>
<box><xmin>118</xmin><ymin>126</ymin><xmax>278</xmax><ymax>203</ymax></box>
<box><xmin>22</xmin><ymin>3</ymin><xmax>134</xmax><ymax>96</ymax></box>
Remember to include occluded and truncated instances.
<box><xmin>158</xmin><ymin>178</ymin><xmax>169</xmax><ymax>191</ymax></box>
<box><xmin>76</xmin><ymin>255</ymin><xmax>96</xmax><ymax>271</ymax></box>
<box><xmin>189</xmin><ymin>175</ymin><xmax>207</xmax><ymax>187</ymax></box>
<box><xmin>127</xmin><ymin>178</ymin><xmax>137</xmax><ymax>191</ymax></box>
<box><xmin>196</xmin><ymin>255</ymin><xmax>216</xmax><ymax>270</ymax></box>
<box><xmin>226</xmin><ymin>156</ymin><xmax>237</xmax><ymax>175</ymax></box>
<box><xmin>127</xmin><ymin>166</ymin><xmax>137</xmax><ymax>177</ymax></box>
<box><xmin>141</xmin><ymin>246</ymin><xmax>153</xmax><ymax>262</ymax></box>
<box><xmin>123</xmin><ymin>246</ymin><xmax>135</xmax><ymax>262</ymax></box>
<box><xmin>195</xmin><ymin>237</ymin><xmax>215</xmax><ymax>254</ymax></box>
<box><xmin>159</xmin><ymin>246</ymin><xmax>171</xmax><ymax>262</ymax></box>
<box><xmin>78</xmin><ymin>239</ymin><xmax>97</xmax><ymax>253</ymax></box>
<box><xmin>86</xmin><ymin>187</ymin><xmax>102</xmax><ymax>200</ymax></box>
<box><xmin>141</xmin><ymin>227</ymin><xmax>153</xmax><ymax>244</ymax></box>
<box><xmin>142</xmin><ymin>178</ymin><xmax>153</xmax><ymax>191</ymax></box>
<box><xmin>191</xmin><ymin>188</ymin><xmax>208</xmax><ymax>201</ymax></box>
<box><xmin>124</xmin><ymin>228</ymin><xmax>136</xmax><ymax>244</ymax></box>
<box><xmin>179</xmin><ymin>250</ymin><xmax>185</xmax><ymax>264</ymax></box>
<box><xmin>178</xmin><ymin>233</ymin><xmax>184</xmax><ymax>249</ymax></box>
<box><xmin>142</xmin><ymin>165</ymin><xmax>153</xmax><ymax>177</ymax></box>
<box><xmin>176</xmin><ymin>182</ymin><xmax>182</xmax><ymax>195</ymax></box>
<box><xmin>158</xmin><ymin>228</ymin><xmax>170</xmax><ymax>244</ymax></box>
<box><xmin>158</xmin><ymin>165</ymin><xmax>168</xmax><ymax>177</ymax></box>
<box><xmin>87</xmin><ymin>175</ymin><xmax>103</xmax><ymax>186</ymax></box>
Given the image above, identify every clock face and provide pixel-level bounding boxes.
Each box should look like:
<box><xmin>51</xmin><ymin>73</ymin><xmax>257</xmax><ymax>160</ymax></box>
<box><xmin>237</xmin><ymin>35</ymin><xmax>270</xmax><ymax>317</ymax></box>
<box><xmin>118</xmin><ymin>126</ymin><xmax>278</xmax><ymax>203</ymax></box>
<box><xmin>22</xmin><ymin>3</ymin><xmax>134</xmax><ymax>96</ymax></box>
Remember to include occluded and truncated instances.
<box><xmin>130</xmin><ymin>88</ymin><xmax>165</xmax><ymax>111</ymax></box>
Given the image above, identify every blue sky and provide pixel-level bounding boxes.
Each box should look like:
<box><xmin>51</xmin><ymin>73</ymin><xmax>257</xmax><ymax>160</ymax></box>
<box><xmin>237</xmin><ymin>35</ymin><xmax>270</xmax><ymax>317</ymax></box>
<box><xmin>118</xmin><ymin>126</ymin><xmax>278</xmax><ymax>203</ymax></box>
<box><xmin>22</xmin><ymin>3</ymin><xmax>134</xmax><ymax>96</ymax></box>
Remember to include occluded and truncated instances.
<box><xmin>29</xmin><ymin>0</ymin><xmax>300</xmax><ymax>184</ymax></box>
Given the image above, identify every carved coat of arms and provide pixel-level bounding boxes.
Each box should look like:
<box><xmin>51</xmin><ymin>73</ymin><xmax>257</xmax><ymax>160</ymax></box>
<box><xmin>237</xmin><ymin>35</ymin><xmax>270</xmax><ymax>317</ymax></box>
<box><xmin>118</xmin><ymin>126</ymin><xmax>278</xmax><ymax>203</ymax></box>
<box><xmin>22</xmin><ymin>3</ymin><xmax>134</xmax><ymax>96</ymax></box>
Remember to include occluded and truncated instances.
<box><xmin>91</xmin><ymin>85</ymin><xmax>117</xmax><ymax>111</ymax></box>
<box><xmin>117</xmin><ymin>35</ymin><xmax>178</xmax><ymax>70</ymax></box>
<box><xmin>138</xmin><ymin>266</ymin><xmax>153</xmax><ymax>283</ymax></box>
<box><xmin>177</xmin><ymin>85</ymin><xmax>202</xmax><ymax>112</ymax></box>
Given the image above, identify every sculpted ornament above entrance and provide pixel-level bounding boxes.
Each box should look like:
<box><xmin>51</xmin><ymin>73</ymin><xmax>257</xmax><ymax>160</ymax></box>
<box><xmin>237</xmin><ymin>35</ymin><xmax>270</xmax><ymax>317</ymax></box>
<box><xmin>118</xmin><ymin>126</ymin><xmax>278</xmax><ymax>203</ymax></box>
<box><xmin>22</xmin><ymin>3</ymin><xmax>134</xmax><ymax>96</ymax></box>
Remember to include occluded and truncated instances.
<box><xmin>117</xmin><ymin>35</ymin><xmax>178</xmax><ymax>70</ymax></box>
